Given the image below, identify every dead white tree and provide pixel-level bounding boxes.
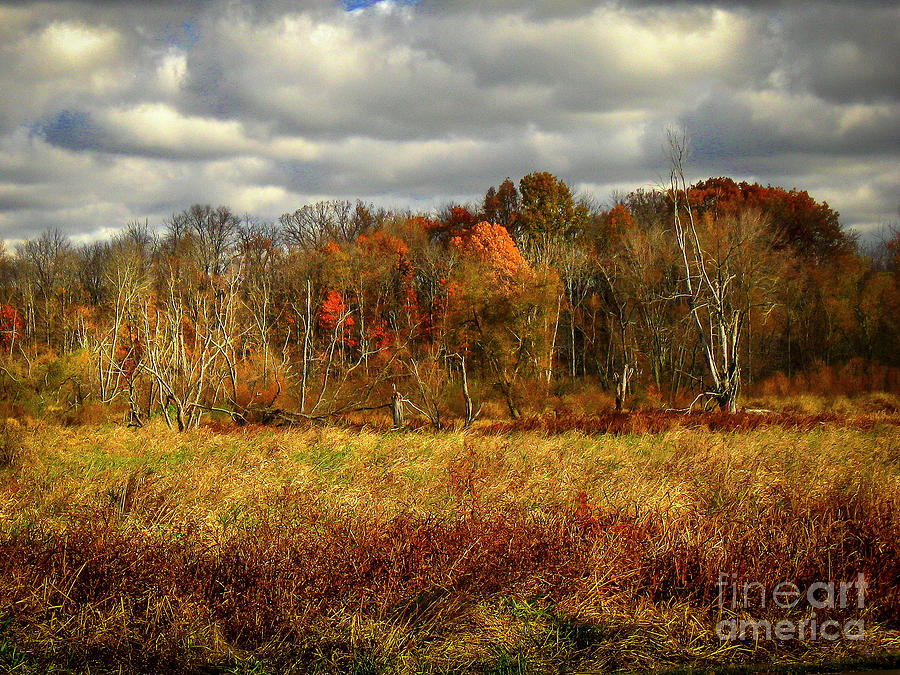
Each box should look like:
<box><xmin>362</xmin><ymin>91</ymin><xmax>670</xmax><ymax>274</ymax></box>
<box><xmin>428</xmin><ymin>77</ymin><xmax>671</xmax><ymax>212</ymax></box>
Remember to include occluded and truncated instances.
<box><xmin>456</xmin><ymin>353</ymin><xmax>482</xmax><ymax>427</ymax></box>
<box><xmin>90</xmin><ymin>239</ymin><xmax>149</xmax><ymax>405</ymax></box>
<box><xmin>666</xmin><ymin>129</ymin><xmax>779</xmax><ymax>412</ymax></box>
<box><xmin>237</xmin><ymin>222</ymin><xmax>283</xmax><ymax>386</ymax></box>
<box><xmin>273</xmin><ymin>293</ymin><xmax>397</xmax><ymax>424</ymax></box>
<box><xmin>137</xmin><ymin>264</ymin><xmax>244</xmax><ymax>431</ymax></box>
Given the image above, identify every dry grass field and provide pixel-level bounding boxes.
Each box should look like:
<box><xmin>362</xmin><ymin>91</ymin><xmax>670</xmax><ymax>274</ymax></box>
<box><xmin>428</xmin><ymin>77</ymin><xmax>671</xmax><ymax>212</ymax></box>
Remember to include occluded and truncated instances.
<box><xmin>1</xmin><ymin>400</ymin><xmax>899</xmax><ymax>673</ymax></box>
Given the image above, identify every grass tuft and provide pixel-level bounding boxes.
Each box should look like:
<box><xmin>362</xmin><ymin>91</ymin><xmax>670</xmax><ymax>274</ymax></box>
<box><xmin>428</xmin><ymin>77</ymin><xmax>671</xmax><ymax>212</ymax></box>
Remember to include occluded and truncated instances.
<box><xmin>0</xmin><ymin>418</ymin><xmax>23</xmax><ymax>471</ymax></box>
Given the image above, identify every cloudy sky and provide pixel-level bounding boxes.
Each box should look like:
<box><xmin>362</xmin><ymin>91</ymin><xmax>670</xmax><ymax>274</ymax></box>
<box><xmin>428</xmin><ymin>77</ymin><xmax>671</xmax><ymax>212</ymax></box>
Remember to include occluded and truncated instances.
<box><xmin>1</xmin><ymin>0</ymin><xmax>897</xmax><ymax>245</ymax></box>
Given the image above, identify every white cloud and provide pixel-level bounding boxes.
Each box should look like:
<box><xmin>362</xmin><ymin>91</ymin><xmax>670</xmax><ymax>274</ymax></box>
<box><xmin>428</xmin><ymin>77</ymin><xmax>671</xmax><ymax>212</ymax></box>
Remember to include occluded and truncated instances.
<box><xmin>36</xmin><ymin>21</ymin><xmax>122</xmax><ymax>74</ymax></box>
<box><xmin>229</xmin><ymin>185</ymin><xmax>292</xmax><ymax>214</ymax></box>
<box><xmin>102</xmin><ymin>103</ymin><xmax>252</xmax><ymax>155</ymax></box>
<box><xmin>157</xmin><ymin>49</ymin><xmax>187</xmax><ymax>93</ymax></box>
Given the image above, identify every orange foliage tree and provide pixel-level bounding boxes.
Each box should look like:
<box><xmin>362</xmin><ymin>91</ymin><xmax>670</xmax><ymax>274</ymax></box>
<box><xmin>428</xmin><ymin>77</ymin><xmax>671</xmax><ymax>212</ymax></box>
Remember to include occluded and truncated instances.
<box><xmin>448</xmin><ymin>220</ymin><xmax>565</xmax><ymax>417</ymax></box>
<box><xmin>449</xmin><ymin>221</ymin><xmax>530</xmax><ymax>286</ymax></box>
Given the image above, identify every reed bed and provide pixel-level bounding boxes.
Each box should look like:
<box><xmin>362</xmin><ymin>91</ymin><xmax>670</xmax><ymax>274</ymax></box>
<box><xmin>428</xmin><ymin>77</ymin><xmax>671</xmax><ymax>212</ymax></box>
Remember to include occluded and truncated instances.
<box><xmin>0</xmin><ymin>414</ymin><xmax>898</xmax><ymax>673</ymax></box>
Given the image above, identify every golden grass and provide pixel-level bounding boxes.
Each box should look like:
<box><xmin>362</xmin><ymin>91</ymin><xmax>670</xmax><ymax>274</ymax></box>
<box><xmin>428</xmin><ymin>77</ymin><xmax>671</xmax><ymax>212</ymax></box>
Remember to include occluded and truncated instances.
<box><xmin>0</xmin><ymin>415</ymin><xmax>898</xmax><ymax>673</ymax></box>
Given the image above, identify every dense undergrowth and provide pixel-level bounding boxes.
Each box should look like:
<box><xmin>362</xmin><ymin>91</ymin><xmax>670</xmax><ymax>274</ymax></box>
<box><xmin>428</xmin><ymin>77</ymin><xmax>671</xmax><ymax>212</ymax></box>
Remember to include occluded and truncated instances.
<box><xmin>0</xmin><ymin>406</ymin><xmax>898</xmax><ymax>673</ymax></box>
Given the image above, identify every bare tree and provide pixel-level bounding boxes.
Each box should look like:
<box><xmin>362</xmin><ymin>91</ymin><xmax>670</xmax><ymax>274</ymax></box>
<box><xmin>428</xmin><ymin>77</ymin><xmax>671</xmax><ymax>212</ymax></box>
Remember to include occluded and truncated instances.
<box><xmin>88</xmin><ymin>230</ymin><xmax>151</xmax><ymax>406</ymax></box>
<box><xmin>456</xmin><ymin>353</ymin><xmax>481</xmax><ymax>427</ymax></box>
<box><xmin>186</xmin><ymin>204</ymin><xmax>239</xmax><ymax>278</ymax></box>
<box><xmin>276</xmin><ymin>298</ymin><xmax>396</xmax><ymax>423</ymax></box>
<box><xmin>17</xmin><ymin>228</ymin><xmax>75</xmax><ymax>350</ymax></box>
<box><xmin>137</xmin><ymin>258</ymin><xmax>245</xmax><ymax>431</ymax></box>
<box><xmin>237</xmin><ymin>220</ymin><xmax>284</xmax><ymax>386</ymax></box>
<box><xmin>279</xmin><ymin>200</ymin><xmax>372</xmax><ymax>250</ymax></box>
<box><xmin>666</xmin><ymin>130</ymin><xmax>779</xmax><ymax>411</ymax></box>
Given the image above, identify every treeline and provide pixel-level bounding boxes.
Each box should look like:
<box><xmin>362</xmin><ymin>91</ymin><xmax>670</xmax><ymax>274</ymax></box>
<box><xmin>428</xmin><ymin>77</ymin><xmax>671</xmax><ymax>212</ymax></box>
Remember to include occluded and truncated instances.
<box><xmin>0</xmin><ymin>169</ymin><xmax>897</xmax><ymax>429</ymax></box>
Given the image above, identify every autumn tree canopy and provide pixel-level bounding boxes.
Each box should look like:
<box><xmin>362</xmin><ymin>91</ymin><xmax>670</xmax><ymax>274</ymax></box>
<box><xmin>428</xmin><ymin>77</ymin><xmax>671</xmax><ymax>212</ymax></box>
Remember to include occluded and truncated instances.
<box><xmin>517</xmin><ymin>172</ymin><xmax>589</xmax><ymax>265</ymax></box>
<box><xmin>0</xmin><ymin>171</ymin><xmax>895</xmax><ymax>429</ymax></box>
<box><xmin>689</xmin><ymin>177</ymin><xmax>850</xmax><ymax>262</ymax></box>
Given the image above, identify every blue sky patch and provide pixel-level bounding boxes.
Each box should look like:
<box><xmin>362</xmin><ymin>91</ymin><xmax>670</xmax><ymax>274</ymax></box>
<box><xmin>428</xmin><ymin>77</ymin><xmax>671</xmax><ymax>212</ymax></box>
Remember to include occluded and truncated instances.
<box><xmin>34</xmin><ymin>110</ymin><xmax>104</xmax><ymax>152</ymax></box>
<box><xmin>159</xmin><ymin>19</ymin><xmax>200</xmax><ymax>49</ymax></box>
<box><xmin>344</xmin><ymin>0</ymin><xmax>417</xmax><ymax>11</ymax></box>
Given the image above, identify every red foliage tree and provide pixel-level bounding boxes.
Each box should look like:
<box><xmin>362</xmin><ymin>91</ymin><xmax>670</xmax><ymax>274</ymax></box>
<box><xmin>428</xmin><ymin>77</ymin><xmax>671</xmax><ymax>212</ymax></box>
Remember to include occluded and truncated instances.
<box><xmin>318</xmin><ymin>290</ymin><xmax>356</xmax><ymax>347</ymax></box>
<box><xmin>0</xmin><ymin>304</ymin><xmax>24</xmax><ymax>351</ymax></box>
<box><xmin>689</xmin><ymin>177</ymin><xmax>850</xmax><ymax>261</ymax></box>
<box><xmin>426</xmin><ymin>206</ymin><xmax>478</xmax><ymax>242</ymax></box>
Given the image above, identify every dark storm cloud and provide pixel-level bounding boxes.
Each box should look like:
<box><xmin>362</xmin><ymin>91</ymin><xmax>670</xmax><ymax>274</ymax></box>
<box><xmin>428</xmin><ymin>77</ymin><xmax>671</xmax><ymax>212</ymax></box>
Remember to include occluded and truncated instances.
<box><xmin>677</xmin><ymin>89</ymin><xmax>900</xmax><ymax>162</ymax></box>
<box><xmin>0</xmin><ymin>0</ymin><xmax>898</xmax><ymax>243</ymax></box>
<box><xmin>777</xmin><ymin>5</ymin><xmax>900</xmax><ymax>104</ymax></box>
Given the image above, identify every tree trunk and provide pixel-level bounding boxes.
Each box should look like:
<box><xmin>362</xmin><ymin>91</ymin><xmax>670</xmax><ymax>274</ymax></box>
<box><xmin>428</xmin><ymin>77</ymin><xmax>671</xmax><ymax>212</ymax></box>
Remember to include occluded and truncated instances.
<box><xmin>570</xmin><ymin>311</ymin><xmax>577</xmax><ymax>379</ymax></box>
<box><xmin>459</xmin><ymin>355</ymin><xmax>478</xmax><ymax>427</ymax></box>
<box><xmin>546</xmin><ymin>292</ymin><xmax>563</xmax><ymax>386</ymax></box>
<box><xmin>614</xmin><ymin>364</ymin><xmax>634</xmax><ymax>412</ymax></box>
<box><xmin>300</xmin><ymin>279</ymin><xmax>311</xmax><ymax>413</ymax></box>
<box><xmin>716</xmin><ymin>364</ymin><xmax>739</xmax><ymax>412</ymax></box>
<box><xmin>390</xmin><ymin>387</ymin><xmax>404</xmax><ymax>428</ymax></box>
<box><xmin>499</xmin><ymin>379</ymin><xmax>521</xmax><ymax>420</ymax></box>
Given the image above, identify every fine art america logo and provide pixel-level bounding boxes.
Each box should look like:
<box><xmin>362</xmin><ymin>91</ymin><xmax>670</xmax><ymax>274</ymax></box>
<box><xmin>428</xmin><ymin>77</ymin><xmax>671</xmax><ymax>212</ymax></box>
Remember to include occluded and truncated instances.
<box><xmin>716</xmin><ymin>572</ymin><xmax>867</xmax><ymax>642</ymax></box>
